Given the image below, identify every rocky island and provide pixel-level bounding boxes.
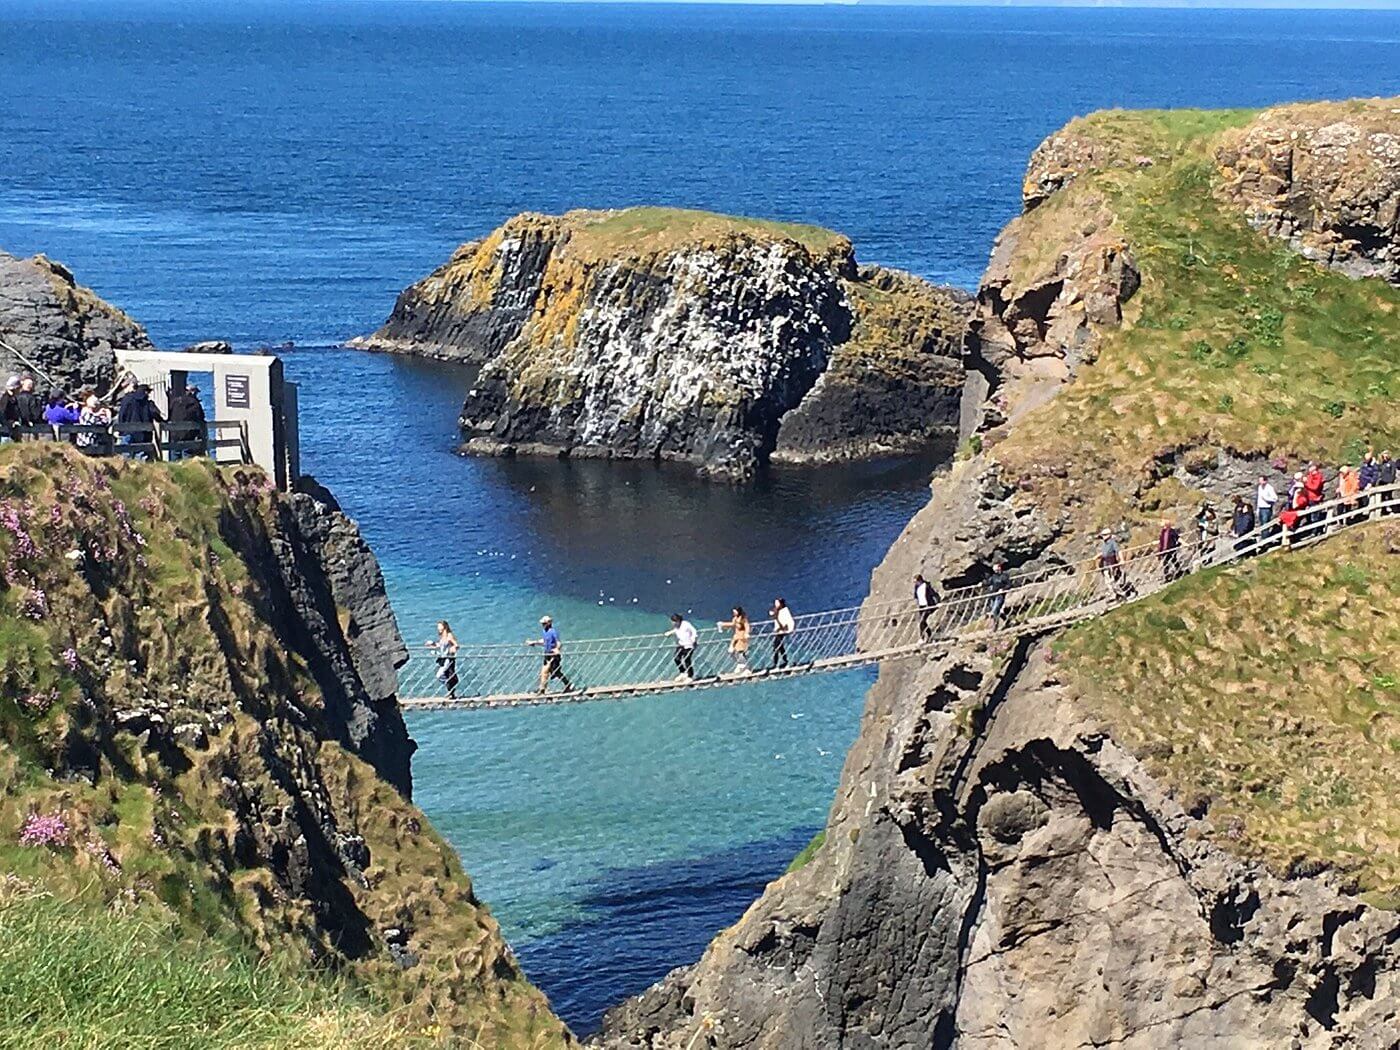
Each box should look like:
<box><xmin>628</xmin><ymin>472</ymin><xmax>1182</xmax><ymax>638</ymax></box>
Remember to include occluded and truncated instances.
<box><xmin>353</xmin><ymin>208</ymin><xmax>970</xmax><ymax>480</ymax></box>
<box><xmin>595</xmin><ymin>99</ymin><xmax>1400</xmax><ymax>1048</ymax></box>
<box><xmin>0</xmin><ymin>250</ymin><xmax>152</xmax><ymax>390</ymax></box>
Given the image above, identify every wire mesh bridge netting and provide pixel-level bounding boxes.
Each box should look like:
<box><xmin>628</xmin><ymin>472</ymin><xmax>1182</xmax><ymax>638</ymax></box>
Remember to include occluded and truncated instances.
<box><xmin>396</xmin><ymin>483</ymin><xmax>1400</xmax><ymax>710</ymax></box>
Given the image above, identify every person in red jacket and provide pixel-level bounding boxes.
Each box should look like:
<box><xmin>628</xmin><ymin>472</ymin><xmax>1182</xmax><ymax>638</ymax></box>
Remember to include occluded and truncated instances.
<box><xmin>1278</xmin><ymin>501</ymin><xmax>1301</xmax><ymax>547</ymax></box>
<box><xmin>1303</xmin><ymin>463</ymin><xmax>1326</xmax><ymax>506</ymax></box>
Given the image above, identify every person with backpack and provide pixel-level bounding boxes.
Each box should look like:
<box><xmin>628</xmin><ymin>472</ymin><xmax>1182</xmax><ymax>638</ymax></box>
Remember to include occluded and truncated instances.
<box><xmin>13</xmin><ymin>375</ymin><xmax>43</xmax><ymax>429</ymax></box>
<box><xmin>1097</xmin><ymin>529</ymin><xmax>1132</xmax><ymax>599</ymax></box>
<box><xmin>166</xmin><ymin>385</ymin><xmax>207</xmax><ymax>459</ymax></box>
<box><xmin>116</xmin><ymin>383</ymin><xmax>163</xmax><ymax>458</ymax></box>
<box><xmin>1379</xmin><ymin>450</ymin><xmax>1397</xmax><ymax>514</ymax></box>
<box><xmin>913</xmin><ymin>573</ymin><xmax>939</xmax><ymax>641</ymax></box>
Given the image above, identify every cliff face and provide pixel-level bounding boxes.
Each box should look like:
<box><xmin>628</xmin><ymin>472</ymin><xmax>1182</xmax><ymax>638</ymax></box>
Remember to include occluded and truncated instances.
<box><xmin>0</xmin><ymin>250</ymin><xmax>150</xmax><ymax>392</ymax></box>
<box><xmin>1216</xmin><ymin>98</ymin><xmax>1400</xmax><ymax>284</ymax></box>
<box><xmin>354</xmin><ymin>208</ymin><xmax>969</xmax><ymax>480</ymax></box>
<box><xmin>0</xmin><ymin>447</ymin><xmax>569</xmax><ymax>1046</ymax></box>
<box><xmin>595</xmin><ymin>102</ymin><xmax>1400</xmax><ymax>1049</ymax></box>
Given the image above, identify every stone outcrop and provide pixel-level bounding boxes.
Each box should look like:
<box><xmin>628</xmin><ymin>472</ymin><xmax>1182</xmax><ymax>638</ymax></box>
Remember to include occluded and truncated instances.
<box><xmin>772</xmin><ymin>268</ymin><xmax>969</xmax><ymax>464</ymax></box>
<box><xmin>594</xmin><ymin>103</ymin><xmax>1400</xmax><ymax>1050</ymax></box>
<box><xmin>1216</xmin><ymin>98</ymin><xmax>1400</xmax><ymax>283</ymax></box>
<box><xmin>0</xmin><ymin>250</ymin><xmax>150</xmax><ymax>392</ymax></box>
<box><xmin>1022</xmin><ymin>125</ymin><xmax>1155</xmax><ymax>212</ymax></box>
<box><xmin>971</xmin><ymin>189</ymin><xmax>1139</xmax><ymax>433</ymax></box>
<box><xmin>354</xmin><ymin>208</ymin><xmax>969</xmax><ymax>480</ymax></box>
<box><xmin>597</xmin><ymin>640</ymin><xmax>1399</xmax><ymax>1049</ymax></box>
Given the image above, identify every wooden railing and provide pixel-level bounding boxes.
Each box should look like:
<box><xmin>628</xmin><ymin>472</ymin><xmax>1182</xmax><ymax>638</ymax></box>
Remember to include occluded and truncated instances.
<box><xmin>2</xmin><ymin>420</ymin><xmax>252</xmax><ymax>466</ymax></box>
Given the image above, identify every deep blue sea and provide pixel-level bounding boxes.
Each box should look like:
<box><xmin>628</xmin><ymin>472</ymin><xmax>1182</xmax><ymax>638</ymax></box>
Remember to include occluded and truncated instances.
<box><xmin>2</xmin><ymin>0</ymin><xmax>1397</xmax><ymax>1032</ymax></box>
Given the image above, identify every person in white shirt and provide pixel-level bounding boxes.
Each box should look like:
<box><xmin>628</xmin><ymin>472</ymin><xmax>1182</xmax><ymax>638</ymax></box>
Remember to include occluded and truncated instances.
<box><xmin>913</xmin><ymin>573</ymin><xmax>937</xmax><ymax>641</ymax></box>
<box><xmin>667</xmin><ymin>613</ymin><xmax>699</xmax><ymax>681</ymax></box>
<box><xmin>1255</xmin><ymin>476</ymin><xmax>1279</xmax><ymax>527</ymax></box>
<box><xmin>770</xmin><ymin>597</ymin><xmax>795</xmax><ymax>669</ymax></box>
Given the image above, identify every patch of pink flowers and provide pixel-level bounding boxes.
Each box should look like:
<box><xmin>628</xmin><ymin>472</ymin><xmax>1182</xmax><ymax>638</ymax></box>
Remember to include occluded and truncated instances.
<box><xmin>111</xmin><ymin>499</ymin><xmax>147</xmax><ymax>549</ymax></box>
<box><xmin>61</xmin><ymin>648</ymin><xmax>79</xmax><ymax>671</ymax></box>
<box><xmin>19</xmin><ymin>587</ymin><xmax>49</xmax><ymax>620</ymax></box>
<box><xmin>19</xmin><ymin>811</ymin><xmax>70</xmax><ymax>849</ymax></box>
<box><xmin>20</xmin><ymin>689</ymin><xmax>60</xmax><ymax>716</ymax></box>
<box><xmin>0</xmin><ymin>499</ymin><xmax>39</xmax><ymax>561</ymax></box>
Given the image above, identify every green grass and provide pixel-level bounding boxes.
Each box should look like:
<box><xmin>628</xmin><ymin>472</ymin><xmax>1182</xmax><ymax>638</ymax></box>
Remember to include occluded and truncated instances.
<box><xmin>556</xmin><ymin>206</ymin><xmax>849</xmax><ymax>259</ymax></box>
<box><xmin>1056</xmin><ymin>523</ymin><xmax>1400</xmax><ymax>898</ymax></box>
<box><xmin>0</xmin><ymin>882</ymin><xmax>411</xmax><ymax>1050</ymax></box>
<box><xmin>998</xmin><ymin>103</ymin><xmax>1400</xmax><ymax>534</ymax></box>
<box><xmin>785</xmin><ymin>830</ymin><xmax>826</xmax><ymax>874</ymax></box>
<box><xmin>0</xmin><ymin>446</ymin><xmax>569</xmax><ymax>1048</ymax></box>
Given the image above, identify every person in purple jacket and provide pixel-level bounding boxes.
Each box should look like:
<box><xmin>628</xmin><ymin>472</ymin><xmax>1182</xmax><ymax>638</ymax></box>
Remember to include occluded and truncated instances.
<box><xmin>42</xmin><ymin>391</ymin><xmax>81</xmax><ymax>428</ymax></box>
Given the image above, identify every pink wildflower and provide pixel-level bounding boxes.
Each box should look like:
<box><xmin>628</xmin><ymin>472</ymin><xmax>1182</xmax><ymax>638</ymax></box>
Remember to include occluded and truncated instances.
<box><xmin>19</xmin><ymin>812</ymin><xmax>70</xmax><ymax>848</ymax></box>
<box><xmin>20</xmin><ymin>588</ymin><xmax>49</xmax><ymax>620</ymax></box>
<box><xmin>19</xmin><ymin>689</ymin><xmax>60</xmax><ymax>716</ymax></box>
<box><xmin>61</xmin><ymin>648</ymin><xmax>79</xmax><ymax>672</ymax></box>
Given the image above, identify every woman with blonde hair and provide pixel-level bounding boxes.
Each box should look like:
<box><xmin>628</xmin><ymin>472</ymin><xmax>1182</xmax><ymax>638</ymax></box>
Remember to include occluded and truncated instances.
<box><xmin>717</xmin><ymin>606</ymin><xmax>751</xmax><ymax>675</ymax></box>
<box><xmin>77</xmin><ymin>395</ymin><xmax>112</xmax><ymax>454</ymax></box>
<box><xmin>427</xmin><ymin>620</ymin><xmax>460</xmax><ymax>699</ymax></box>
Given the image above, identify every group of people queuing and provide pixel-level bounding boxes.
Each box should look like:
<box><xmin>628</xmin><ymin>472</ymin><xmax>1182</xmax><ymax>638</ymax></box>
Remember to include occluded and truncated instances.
<box><xmin>1162</xmin><ymin>450</ymin><xmax>1397</xmax><ymax>576</ymax></box>
<box><xmin>908</xmin><ymin>447</ymin><xmax>1400</xmax><ymax>643</ymax></box>
<box><xmin>425</xmin><ymin>600</ymin><xmax>803</xmax><ymax>698</ymax></box>
<box><xmin>0</xmin><ymin>372</ymin><xmax>207</xmax><ymax>457</ymax></box>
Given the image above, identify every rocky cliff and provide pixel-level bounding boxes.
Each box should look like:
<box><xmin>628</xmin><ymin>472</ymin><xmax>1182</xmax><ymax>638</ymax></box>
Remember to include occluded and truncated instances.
<box><xmin>594</xmin><ymin>101</ymin><xmax>1400</xmax><ymax>1049</ymax></box>
<box><xmin>354</xmin><ymin>208</ymin><xmax>969</xmax><ymax>480</ymax></box>
<box><xmin>0</xmin><ymin>250</ymin><xmax>149</xmax><ymax>392</ymax></box>
<box><xmin>0</xmin><ymin>447</ymin><xmax>570</xmax><ymax>1047</ymax></box>
<box><xmin>1216</xmin><ymin>98</ymin><xmax>1400</xmax><ymax>284</ymax></box>
<box><xmin>0</xmin><ymin>247</ymin><xmax>568</xmax><ymax>1046</ymax></box>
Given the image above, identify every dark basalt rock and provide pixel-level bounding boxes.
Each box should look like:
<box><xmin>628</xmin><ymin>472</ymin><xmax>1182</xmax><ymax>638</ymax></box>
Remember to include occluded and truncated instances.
<box><xmin>0</xmin><ymin>249</ymin><xmax>151</xmax><ymax>392</ymax></box>
<box><xmin>355</xmin><ymin>209</ymin><xmax>970</xmax><ymax>481</ymax></box>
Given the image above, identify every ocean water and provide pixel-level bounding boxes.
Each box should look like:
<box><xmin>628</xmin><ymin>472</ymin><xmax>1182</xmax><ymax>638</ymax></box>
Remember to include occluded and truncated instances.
<box><xmin>2</xmin><ymin>0</ymin><xmax>1398</xmax><ymax>1032</ymax></box>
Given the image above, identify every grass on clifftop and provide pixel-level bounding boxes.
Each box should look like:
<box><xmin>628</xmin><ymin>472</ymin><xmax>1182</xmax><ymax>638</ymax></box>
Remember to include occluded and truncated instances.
<box><xmin>997</xmin><ymin>104</ymin><xmax>1400</xmax><ymax>506</ymax></box>
<box><xmin>0</xmin><ymin>881</ymin><xmax>410</xmax><ymax>1050</ymax></box>
<box><xmin>555</xmin><ymin>206</ymin><xmax>849</xmax><ymax>260</ymax></box>
<box><xmin>1056</xmin><ymin>523</ymin><xmax>1400</xmax><ymax>905</ymax></box>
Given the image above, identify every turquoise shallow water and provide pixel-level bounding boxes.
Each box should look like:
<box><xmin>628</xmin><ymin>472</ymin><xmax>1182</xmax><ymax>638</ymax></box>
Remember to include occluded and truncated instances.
<box><xmin>3</xmin><ymin>0</ymin><xmax>1398</xmax><ymax>1031</ymax></box>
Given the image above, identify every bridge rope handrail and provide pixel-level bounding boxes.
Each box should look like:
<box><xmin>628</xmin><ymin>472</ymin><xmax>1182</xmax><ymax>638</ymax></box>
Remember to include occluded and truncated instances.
<box><xmin>397</xmin><ymin>482</ymin><xmax>1399</xmax><ymax>708</ymax></box>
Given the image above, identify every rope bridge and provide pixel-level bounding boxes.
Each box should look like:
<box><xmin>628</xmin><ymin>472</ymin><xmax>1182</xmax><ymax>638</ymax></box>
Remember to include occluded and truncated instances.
<box><xmin>397</xmin><ymin>483</ymin><xmax>1399</xmax><ymax>711</ymax></box>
